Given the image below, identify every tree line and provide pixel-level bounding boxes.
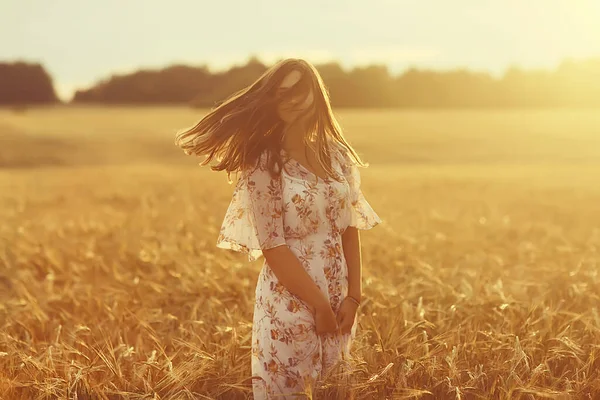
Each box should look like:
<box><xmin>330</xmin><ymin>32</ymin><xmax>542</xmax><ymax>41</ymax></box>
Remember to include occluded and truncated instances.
<box><xmin>2</xmin><ymin>56</ymin><xmax>600</xmax><ymax>107</ymax></box>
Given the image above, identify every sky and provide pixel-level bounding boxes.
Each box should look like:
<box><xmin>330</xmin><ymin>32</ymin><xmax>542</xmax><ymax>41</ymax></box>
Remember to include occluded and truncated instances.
<box><xmin>2</xmin><ymin>0</ymin><xmax>600</xmax><ymax>101</ymax></box>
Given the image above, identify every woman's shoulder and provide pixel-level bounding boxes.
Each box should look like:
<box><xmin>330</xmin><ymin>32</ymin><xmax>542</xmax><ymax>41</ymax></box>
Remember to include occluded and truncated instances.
<box><xmin>241</xmin><ymin>148</ymin><xmax>280</xmax><ymax>180</ymax></box>
<box><xmin>330</xmin><ymin>140</ymin><xmax>355</xmax><ymax>169</ymax></box>
<box><xmin>241</xmin><ymin>149</ymin><xmax>268</xmax><ymax>172</ymax></box>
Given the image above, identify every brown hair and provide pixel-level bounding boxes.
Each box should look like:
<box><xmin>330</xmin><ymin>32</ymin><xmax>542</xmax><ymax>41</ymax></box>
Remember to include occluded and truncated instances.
<box><xmin>174</xmin><ymin>57</ymin><xmax>367</xmax><ymax>183</ymax></box>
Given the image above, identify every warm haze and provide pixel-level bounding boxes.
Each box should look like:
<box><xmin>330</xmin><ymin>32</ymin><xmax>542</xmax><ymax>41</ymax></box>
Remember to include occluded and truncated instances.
<box><xmin>1</xmin><ymin>1</ymin><xmax>600</xmax><ymax>399</ymax></box>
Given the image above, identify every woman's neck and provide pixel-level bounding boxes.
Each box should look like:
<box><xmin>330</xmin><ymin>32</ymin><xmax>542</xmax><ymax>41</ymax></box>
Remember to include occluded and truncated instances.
<box><xmin>282</xmin><ymin>122</ymin><xmax>311</xmax><ymax>151</ymax></box>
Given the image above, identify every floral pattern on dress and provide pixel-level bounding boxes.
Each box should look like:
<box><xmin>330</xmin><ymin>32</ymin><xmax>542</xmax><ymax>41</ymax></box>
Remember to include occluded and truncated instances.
<box><xmin>216</xmin><ymin>140</ymin><xmax>382</xmax><ymax>399</ymax></box>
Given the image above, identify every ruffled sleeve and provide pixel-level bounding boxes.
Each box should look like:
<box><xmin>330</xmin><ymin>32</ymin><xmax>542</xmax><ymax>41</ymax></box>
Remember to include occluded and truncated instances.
<box><xmin>216</xmin><ymin>152</ymin><xmax>287</xmax><ymax>262</ymax></box>
<box><xmin>336</xmin><ymin>144</ymin><xmax>383</xmax><ymax>230</ymax></box>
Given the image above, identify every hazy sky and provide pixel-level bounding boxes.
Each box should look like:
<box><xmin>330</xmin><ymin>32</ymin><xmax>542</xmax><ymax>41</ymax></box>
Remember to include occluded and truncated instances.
<box><xmin>2</xmin><ymin>0</ymin><xmax>600</xmax><ymax>100</ymax></box>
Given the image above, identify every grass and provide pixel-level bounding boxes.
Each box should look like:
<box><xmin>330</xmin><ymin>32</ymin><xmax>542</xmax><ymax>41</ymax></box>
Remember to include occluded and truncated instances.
<box><xmin>1</xmin><ymin>106</ymin><xmax>599</xmax><ymax>399</ymax></box>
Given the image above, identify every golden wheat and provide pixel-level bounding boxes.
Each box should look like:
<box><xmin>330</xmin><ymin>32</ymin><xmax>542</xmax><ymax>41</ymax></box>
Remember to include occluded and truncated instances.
<box><xmin>0</xmin><ymin>107</ymin><xmax>599</xmax><ymax>399</ymax></box>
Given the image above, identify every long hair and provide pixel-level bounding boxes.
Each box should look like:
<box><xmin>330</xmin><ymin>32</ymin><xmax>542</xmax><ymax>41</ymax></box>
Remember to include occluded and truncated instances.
<box><xmin>174</xmin><ymin>57</ymin><xmax>367</xmax><ymax>183</ymax></box>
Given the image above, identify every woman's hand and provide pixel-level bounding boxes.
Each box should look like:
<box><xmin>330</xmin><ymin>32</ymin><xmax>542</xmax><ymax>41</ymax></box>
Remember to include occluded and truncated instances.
<box><xmin>336</xmin><ymin>297</ymin><xmax>359</xmax><ymax>335</ymax></box>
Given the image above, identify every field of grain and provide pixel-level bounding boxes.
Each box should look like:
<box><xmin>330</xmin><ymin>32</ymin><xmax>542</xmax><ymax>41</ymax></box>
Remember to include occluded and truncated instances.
<box><xmin>1</xmin><ymin>107</ymin><xmax>600</xmax><ymax>399</ymax></box>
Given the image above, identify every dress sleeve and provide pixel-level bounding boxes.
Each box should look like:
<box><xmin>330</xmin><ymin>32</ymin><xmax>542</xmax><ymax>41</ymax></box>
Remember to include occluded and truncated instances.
<box><xmin>216</xmin><ymin>152</ymin><xmax>287</xmax><ymax>262</ymax></box>
<box><xmin>336</xmin><ymin>144</ymin><xmax>383</xmax><ymax>230</ymax></box>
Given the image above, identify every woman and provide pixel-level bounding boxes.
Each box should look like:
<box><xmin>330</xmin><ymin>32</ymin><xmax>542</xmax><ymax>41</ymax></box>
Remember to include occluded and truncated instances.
<box><xmin>175</xmin><ymin>58</ymin><xmax>382</xmax><ymax>399</ymax></box>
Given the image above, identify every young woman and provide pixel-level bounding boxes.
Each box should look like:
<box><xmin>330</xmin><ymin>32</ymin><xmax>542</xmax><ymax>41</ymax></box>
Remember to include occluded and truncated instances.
<box><xmin>175</xmin><ymin>58</ymin><xmax>382</xmax><ymax>398</ymax></box>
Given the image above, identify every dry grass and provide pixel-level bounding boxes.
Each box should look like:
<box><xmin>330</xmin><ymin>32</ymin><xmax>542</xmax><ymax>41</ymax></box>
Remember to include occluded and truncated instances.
<box><xmin>1</xmin><ymin>107</ymin><xmax>600</xmax><ymax>399</ymax></box>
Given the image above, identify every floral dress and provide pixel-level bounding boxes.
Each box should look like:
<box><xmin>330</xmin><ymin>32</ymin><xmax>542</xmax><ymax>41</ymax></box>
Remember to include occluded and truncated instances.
<box><xmin>216</xmin><ymin>141</ymin><xmax>382</xmax><ymax>399</ymax></box>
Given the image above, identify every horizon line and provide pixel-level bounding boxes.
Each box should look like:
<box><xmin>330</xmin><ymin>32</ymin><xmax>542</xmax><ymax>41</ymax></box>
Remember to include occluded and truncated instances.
<box><xmin>4</xmin><ymin>53</ymin><xmax>598</xmax><ymax>102</ymax></box>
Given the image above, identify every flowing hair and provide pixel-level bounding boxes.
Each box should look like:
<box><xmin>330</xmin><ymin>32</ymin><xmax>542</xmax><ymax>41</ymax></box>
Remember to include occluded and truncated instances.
<box><xmin>174</xmin><ymin>57</ymin><xmax>367</xmax><ymax>183</ymax></box>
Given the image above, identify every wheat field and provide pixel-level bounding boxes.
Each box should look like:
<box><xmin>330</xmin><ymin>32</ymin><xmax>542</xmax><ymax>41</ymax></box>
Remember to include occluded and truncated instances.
<box><xmin>1</xmin><ymin>107</ymin><xmax>600</xmax><ymax>399</ymax></box>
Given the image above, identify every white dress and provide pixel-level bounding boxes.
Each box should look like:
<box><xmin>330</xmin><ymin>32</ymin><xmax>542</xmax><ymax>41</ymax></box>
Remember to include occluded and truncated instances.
<box><xmin>216</xmin><ymin>141</ymin><xmax>382</xmax><ymax>399</ymax></box>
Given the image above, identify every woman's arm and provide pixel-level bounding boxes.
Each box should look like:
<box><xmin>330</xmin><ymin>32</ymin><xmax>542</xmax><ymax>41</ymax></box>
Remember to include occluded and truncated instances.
<box><xmin>239</xmin><ymin>151</ymin><xmax>331</xmax><ymax>315</ymax></box>
<box><xmin>263</xmin><ymin>245</ymin><xmax>331</xmax><ymax>314</ymax></box>
<box><xmin>342</xmin><ymin>226</ymin><xmax>362</xmax><ymax>302</ymax></box>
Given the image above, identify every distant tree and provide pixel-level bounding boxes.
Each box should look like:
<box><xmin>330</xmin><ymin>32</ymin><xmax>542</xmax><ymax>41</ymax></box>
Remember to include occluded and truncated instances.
<box><xmin>191</xmin><ymin>56</ymin><xmax>268</xmax><ymax>107</ymax></box>
<box><xmin>346</xmin><ymin>65</ymin><xmax>394</xmax><ymax>107</ymax></box>
<box><xmin>0</xmin><ymin>62</ymin><xmax>58</xmax><ymax>105</ymax></box>
<box><xmin>554</xmin><ymin>58</ymin><xmax>600</xmax><ymax>107</ymax></box>
<box><xmin>73</xmin><ymin>64</ymin><xmax>213</xmax><ymax>104</ymax></box>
